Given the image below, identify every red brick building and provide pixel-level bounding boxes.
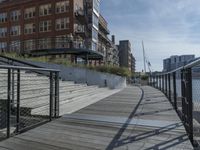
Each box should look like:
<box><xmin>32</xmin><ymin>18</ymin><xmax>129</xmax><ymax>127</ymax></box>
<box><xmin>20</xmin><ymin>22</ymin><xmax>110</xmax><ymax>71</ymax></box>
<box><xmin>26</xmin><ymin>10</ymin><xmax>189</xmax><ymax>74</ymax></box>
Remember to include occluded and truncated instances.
<box><xmin>0</xmin><ymin>0</ymin><xmax>89</xmax><ymax>57</ymax></box>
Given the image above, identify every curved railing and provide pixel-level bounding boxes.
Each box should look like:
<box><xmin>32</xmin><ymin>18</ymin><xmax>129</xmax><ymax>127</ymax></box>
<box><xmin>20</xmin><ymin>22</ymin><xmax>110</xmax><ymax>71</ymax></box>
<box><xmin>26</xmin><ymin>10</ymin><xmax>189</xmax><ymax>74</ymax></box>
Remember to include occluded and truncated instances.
<box><xmin>149</xmin><ymin>58</ymin><xmax>200</xmax><ymax>147</ymax></box>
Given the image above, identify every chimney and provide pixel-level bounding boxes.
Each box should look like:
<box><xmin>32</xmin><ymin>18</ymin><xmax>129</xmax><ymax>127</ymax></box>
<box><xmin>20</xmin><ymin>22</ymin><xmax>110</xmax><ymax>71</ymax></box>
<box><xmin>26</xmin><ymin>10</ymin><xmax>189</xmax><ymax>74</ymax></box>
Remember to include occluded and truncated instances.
<box><xmin>112</xmin><ymin>35</ymin><xmax>115</xmax><ymax>44</ymax></box>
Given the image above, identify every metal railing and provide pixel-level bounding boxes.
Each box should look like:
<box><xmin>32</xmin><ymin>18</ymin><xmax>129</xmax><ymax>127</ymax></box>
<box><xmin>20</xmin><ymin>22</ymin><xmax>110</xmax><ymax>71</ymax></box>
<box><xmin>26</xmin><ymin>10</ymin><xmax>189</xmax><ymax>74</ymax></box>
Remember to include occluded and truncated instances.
<box><xmin>148</xmin><ymin>58</ymin><xmax>200</xmax><ymax>147</ymax></box>
<box><xmin>0</xmin><ymin>65</ymin><xmax>59</xmax><ymax>140</ymax></box>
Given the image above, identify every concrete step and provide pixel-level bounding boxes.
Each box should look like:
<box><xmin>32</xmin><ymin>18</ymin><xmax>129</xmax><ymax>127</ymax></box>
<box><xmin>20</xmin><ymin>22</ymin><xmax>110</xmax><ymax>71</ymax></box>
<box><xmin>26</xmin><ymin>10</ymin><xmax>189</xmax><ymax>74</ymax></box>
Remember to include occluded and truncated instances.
<box><xmin>31</xmin><ymin>88</ymin><xmax>110</xmax><ymax>115</ymax></box>
<box><xmin>20</xmin><ymin>85</ymin><xmax>100</xmax><ymax>106</ymax></box>
<box><xmin>0</xmin><ymin>84</ymin><xmax>96</xmax><ymax>100</ymax></box>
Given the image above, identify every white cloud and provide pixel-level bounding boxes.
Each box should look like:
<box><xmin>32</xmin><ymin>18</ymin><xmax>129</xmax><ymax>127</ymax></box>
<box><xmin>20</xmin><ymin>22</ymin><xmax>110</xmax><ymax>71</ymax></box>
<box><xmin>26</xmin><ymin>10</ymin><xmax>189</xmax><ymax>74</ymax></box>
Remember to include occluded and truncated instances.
<box><xmin>101</xmin><ymin>0</ymin><xmax>200</xmax><ymax>71</ymax></box>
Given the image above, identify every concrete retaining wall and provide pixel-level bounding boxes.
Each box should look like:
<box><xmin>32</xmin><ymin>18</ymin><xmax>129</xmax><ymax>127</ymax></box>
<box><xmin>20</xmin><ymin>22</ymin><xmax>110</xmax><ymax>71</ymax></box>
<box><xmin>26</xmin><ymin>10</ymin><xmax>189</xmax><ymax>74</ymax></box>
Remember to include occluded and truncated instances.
<box><xmin>21</xmin><ymin>60</ymin><xmax>127</xmax><ymax>89</ymax></box>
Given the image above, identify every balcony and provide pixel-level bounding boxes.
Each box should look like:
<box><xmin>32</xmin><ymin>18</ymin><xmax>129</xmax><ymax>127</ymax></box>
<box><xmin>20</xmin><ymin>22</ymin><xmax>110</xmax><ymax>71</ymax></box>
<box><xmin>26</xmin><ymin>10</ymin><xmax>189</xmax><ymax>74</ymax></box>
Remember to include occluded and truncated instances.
<box><xmin>74</xmin><ymin>24</ymin><xmax>85</xmax><ymax>33</ymax></box>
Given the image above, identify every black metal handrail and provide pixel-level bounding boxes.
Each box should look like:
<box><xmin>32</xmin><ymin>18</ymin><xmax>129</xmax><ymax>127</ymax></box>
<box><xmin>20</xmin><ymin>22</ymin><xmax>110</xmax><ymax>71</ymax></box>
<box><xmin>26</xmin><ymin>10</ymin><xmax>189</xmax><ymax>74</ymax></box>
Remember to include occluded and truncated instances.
<box><xmin>148</xmin><ymin>58</ymin><xmax>200</xmax><ymax>148</ymax></box>
<box><xmin>0</xmin><ymin>65</ymin><xmax>60</xmax><ymax>139</ymax></box>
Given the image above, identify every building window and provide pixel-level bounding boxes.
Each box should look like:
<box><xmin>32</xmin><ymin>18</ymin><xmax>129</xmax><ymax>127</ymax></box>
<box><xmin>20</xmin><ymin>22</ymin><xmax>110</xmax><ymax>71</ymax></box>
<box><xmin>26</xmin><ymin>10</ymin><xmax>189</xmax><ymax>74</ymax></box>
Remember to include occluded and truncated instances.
<box><xmin>0</xmin><ymin>13</ymin><xmax>7</xmax><ymax>23</ymax></box>
<box><xmin>0</xmin><ymin>27</ymin><xmax>7</xmax><ymax>37</ymax></box>
<box><xmin>10</xmin><ymin>10</ymin><xmax>21</xmax><ymax>21</ymax></box>
<box><xmin>93</xmin><ymin>0</ymin><xmax>100</xmax><ymax>14</ymax></box>
<box><xmin>0</xmin><ymin>42</ymin><xmax>7</xmax><ymax>52</ymax></box>
<box><xmin>92</xmin><ymin>41</ymin><xmax>97</xmax><ymax>51</ymax></box>
<box><xmin>93</xmin><ymin>13</ymin><xmax>99</xmax><ymax>28</ymax></box>
<box><xmin>92</xmin><ymin>28</ymin><xmax>98</xmax><ymax>41</ymax></box>
<box><xmin>56</xmin><ymin>1</ymin><xmax>69</xmax><ymax>13</ymax></box>
<box><xmin>55</xmin><ymin>35</ymin><xmax>70</xmax><ymax>48</ymax></box>
<box><xmin>24</xmin><ymin>23</ymin><xmax>36</xmax><ymax>34</ymax></box>
<box><xmin>10</xmin><ymin>26</ymin><xmax>21</xmax><ymax>36</ymax></box>
<box><xmin>39</xmin><ymin>4</ymin><xmax>51</xmax><ymax>16</ymax></box>
<box><xmin>24</xmin><ymin>40</ymin><xmax>36</xmax><ymax>51</ymax></box>
<box><xmin>39</xmin><ymin>38</ymin><xmax>51</xmax><ymax>49</ymax></box>
<box><xmin>24</xmin><ymin>7</ymin><xmax>36</xmax><ymax>19</ymax></box>
<box><xmin>39</xmin><ymin>20</ymin><xmax>51</xmax><ymax>32</ymax></box>
<box><xmin>55</xmin><ymin>18</ymin><xmax>69</xmax><ymax>30</ymax></box>
<box><xmin>10</xmin><ymin>41</ymin><xmax>20</xmax><ymax>52</ymax></box>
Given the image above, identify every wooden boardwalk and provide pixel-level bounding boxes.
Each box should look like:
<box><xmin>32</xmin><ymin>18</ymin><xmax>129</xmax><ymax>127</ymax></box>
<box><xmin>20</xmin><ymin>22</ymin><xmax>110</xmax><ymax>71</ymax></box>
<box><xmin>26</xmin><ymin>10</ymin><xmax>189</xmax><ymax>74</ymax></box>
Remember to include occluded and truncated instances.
<box><xmin>0</xmin><ymin>86</ymin><xmax>193</xmax><ymax>150</ymax></box>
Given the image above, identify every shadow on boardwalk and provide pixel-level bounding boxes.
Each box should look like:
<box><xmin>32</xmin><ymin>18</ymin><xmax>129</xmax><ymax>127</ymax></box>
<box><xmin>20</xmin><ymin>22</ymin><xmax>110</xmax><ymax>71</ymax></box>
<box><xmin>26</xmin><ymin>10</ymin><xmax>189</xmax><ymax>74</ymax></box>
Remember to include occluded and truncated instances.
<box><xmin>106</xmin><ymin>86</ymin><xmax>190</xmax><ymax>150</ymax></box>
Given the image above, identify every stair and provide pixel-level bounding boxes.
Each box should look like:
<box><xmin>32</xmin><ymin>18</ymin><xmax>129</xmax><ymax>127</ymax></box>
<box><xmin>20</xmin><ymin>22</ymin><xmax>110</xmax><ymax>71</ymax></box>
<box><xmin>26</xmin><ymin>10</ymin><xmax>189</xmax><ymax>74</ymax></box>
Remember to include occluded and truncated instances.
<box><xmin>0</xmin><ymin>69</ymin><xmax>120</xmax><ymax>118</ymax></box>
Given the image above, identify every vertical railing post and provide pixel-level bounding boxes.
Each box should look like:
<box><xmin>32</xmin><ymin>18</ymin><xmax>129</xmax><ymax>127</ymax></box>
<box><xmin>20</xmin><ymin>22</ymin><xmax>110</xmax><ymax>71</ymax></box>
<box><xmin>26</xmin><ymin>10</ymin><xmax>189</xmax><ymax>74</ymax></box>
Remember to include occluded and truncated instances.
<box><xmin>168</xmin><ymin>74</ymin><xmax>171</xmax><ymax>102</ymax></box>
<box><xmin>49</xmin><ymin>72</ymin><xmax>53</xmax><ymax>121</ymax></box>
<box><xmin>54</xmin><ymin>71</ymin><xmax>59</xmax><ymax>118</ymax></box>
<box><xmin>162</xmin><ymin>75</ymin><xmax>164</xmax><ymax>93</ymax></box>
<box><xmin>159</xmin><ymin>75</ymin><xmax>161</xmax><ymax>90</ymax></box>
<box><xmin>173</xmin><ymin>72</ymin><xmax>177</xmax><ymax>111</ymax></box>
<box><xmin>16</xmin><ymin>69</ymin><xmax>20</xmax><ymax>133</ymax></box>
<box><xmin>181</xmin><ymin>69</ymin><xmax>185</xmax><ymax>121</ymax></box>
<box><xmin>185</xmin><ymin>68</ymin><xmax>193</xmax><ymax>144</ymax></box>
<box><xmin>11</xmin><ymin>69</ymin><xmax>15</xmax><ymax>109</ymax></box>
<box><xmin>165</xmin><ymin>74</ymin><xmax>168</xmax><ymax>96</ymax></box>
<box><xmin>7</xmin><ymin>69</ymin><xmax>11</xmax><ymax>138</ymax></box>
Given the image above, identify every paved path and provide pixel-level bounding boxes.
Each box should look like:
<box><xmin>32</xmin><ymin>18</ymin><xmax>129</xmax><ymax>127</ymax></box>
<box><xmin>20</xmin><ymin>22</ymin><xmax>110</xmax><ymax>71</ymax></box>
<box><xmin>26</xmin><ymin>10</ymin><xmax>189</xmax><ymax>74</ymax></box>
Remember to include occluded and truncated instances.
<box><xmin>0</xmin><ymin>86</ymin><xmax>193</xmax><ymax>150</ymax></box>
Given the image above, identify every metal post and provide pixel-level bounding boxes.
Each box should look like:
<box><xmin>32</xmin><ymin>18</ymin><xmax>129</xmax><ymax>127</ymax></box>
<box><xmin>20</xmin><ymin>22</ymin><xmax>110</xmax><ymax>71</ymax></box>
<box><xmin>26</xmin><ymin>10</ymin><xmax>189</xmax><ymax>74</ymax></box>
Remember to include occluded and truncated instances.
<box><xmin>16</xmin><ymin>69</ymin><xmax>20</xmax><ymax>133</ymax></box>
<box><xmin>54</xmin><ymin>72</ymin><xmax>59</xmax><ymax>118</ymax></box>
<box><xmin>159</xmin><ymin>75</ymin><xmax>161</xmax><ymax>90</ymax></box>
<box><xmin>168</xmin><ymin>74</ymin><xmax>171</xmax><ymax>102</ymax></box>
<box><xmin>7</xmin><ymin>69</ymin><xmax>11</xmax><ymax>138</ymax></box>
<box><xmin>165</xmin><ymin>74</ymin><xmax>168</xmax><ymax>96</ymax></box>
<box><xmin>11</xmin><ymin>69</ymin><xmax>14</xmax><ymax>109</ymax></box>
<box><xmin>49</xmin><ymin>72</ymin><xmax>53</xmax><ymax>121</ymax></box>
<box><xmin>173</xmin><ymin>72</ymin><xmax>177</xmax><ymax>110</ymax></box>
<box><xmin>185</xmin><ymin>68</ymin><xmax>193</xmax><ymax>144</ymax></box>
<box><xmin>181</xmin><ymin>69</ymin><xmax>185</xmax><ymax>121</ymax></box>
<box><xmin>162</xmin><ymin>75</ymin><xmax>164</xmax><ymax>93</ymax></box>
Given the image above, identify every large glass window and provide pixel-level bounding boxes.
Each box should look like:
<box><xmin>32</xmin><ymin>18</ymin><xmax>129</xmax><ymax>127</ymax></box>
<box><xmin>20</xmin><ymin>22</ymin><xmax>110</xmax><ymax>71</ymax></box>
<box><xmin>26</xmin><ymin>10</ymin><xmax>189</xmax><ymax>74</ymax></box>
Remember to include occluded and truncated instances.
<box><xmin>93</xmin><ymin>13</ymin><xmax>99</xmax><ymax>28</ymax></box>
<box><xmin>56</xmin><ymin>1</ymin><xmax>69</xmax><ymax>13</ymax></box>
<box><xmin>39</xmin><ymin>4</ymin><xmax>51</xmax><ymax>16</ymax></box>
<box><xmin>39</xmin><ymin>20</ymin><xmax>51</xmax><ymax>32</ymax></box>
<box><xmin>39</xmin><ymin>38</ymin><xmax>51</xmax><ymax>49</ymax></box>
<box><xmin>0</xmin><ymin>13</ymin><xmax>7</xmax><ymax>23</ymax></box>
<box><xmin>24</xmin><ymin>23</ymin><xmax>36</xmax><ymax>34</ymax></box>
<box><xmin>10</xmin><ymin>41</ymin><xmax>20</xmax><ymax>52</ymax></box>
<box><xmin>10</xmin><ymin>26</ymin><xmax>21</xmax><ymax>36</ymax></box>
<box><xmin>92</xmin><ymin>28</ymin><xmax>98</xmax><ymax>41</ymax></box>
<box><xmin>93</xmin><ymin>0</ymin><xmax>100</xmax><ymax>14</ymax></box>
<box><xmin>55</xmin><ymin>35</ymin><xmax>70</xmax><ymax>48</ymax></box>
<box><xmin>24</xmin><ymin>40</ymin><xmax>36</xmax><ymax>51</ymax></box>
<box><xmin>24</xmin><ymin>7</ymin><xmax>36</xmax><ymax>19</ymax></box>
<box><xmin>92</xmin><ymin>41</ymin><xmax>97</xmax><ymax>51</ymax></box>
<box><xmin>55</xmin><ymin>18</ymin><xmax>69</xmax><ymax>30</ymax></box>
<box><xmin>10</xmin><ymin>10</ymin><xmax>21</xmax><ymax>21</ymax></box>
<box><xmin>0</xmin><ymin>42</ymin><xmax>7</xmax><ymax>52</ymax></box>
<box><xmin>0</xmin><ymin>27</ymin><xmax>7</xmax><ymax>37</ymax></box>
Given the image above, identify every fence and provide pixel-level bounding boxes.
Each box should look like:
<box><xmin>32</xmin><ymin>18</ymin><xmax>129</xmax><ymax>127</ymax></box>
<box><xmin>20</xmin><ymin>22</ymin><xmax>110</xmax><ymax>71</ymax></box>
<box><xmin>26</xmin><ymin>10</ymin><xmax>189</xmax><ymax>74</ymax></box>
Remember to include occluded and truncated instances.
<box><xmin>0</xmin><ymin>65</ymin><xmax>59</xmax><ymax>140</ymax></box>
<box><xmin>148</xmin><ymin>59</ymin><xmax>200</xmax><ymax>147</ymax></box>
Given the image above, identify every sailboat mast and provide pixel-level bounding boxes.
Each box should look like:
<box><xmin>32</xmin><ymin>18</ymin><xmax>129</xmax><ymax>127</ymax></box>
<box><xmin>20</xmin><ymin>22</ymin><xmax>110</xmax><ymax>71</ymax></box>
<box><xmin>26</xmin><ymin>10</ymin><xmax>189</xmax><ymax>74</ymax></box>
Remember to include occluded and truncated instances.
<box><xmin>142</xmin><ymin>41</ymin><xmax>146</xmax><ymax>73</ymax></box>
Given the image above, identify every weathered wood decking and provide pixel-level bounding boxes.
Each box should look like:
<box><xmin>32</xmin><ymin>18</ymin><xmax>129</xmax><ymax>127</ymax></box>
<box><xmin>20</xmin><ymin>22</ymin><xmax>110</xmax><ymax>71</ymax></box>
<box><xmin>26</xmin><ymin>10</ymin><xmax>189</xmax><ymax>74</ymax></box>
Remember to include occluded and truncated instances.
<box><xmin>0</xmin><ymin>86</ymin><xmax>193</xmax><ymax>150</ymax></box>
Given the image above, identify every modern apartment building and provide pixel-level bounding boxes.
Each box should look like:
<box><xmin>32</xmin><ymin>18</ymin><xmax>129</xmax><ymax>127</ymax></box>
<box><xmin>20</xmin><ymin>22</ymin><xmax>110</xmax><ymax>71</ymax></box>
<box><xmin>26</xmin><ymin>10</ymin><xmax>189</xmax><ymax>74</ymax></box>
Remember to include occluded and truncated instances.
<box><xmin>98</xmin><ymin>15</ymin><xmax>119</xmax><ymax>66</ymax></box>
<box><xmin>85</xmin><ymin>0</ymin><xmax>100</xmax><ymax>51</ymax></box>
<box><xmin>163</xmin><ymin>55</ymin><xmax>195</xmax><ymax>72</ymax></box>
<box><xmin>118</xmin><ymin>40</ymin><xmax>132</xmax><ymax>70</ymax></box>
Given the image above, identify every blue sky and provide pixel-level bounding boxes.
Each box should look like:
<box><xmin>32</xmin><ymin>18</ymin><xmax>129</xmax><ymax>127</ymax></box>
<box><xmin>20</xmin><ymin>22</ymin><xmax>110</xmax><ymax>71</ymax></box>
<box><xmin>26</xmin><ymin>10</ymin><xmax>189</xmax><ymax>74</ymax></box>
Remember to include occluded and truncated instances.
<box><xmin>101</xmin><ymin>0</ymin><xmax>200</xmax><ymax>71</ymax></box>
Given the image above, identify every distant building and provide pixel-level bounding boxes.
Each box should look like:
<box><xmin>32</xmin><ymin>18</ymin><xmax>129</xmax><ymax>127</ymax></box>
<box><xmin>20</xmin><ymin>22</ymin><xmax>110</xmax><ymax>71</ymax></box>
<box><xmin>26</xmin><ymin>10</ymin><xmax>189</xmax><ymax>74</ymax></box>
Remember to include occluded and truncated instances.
<box><xmin>163</xmin><ymin>55</ymin><xmax>195</xmax><ymax>72</ymax></box>
<box><xmin>118</xmin><ymin>40</ymin><xmax>132</xmax><ymax>70</ymax></box>
<box><xmin>131</xmin><ymin>54</ymin><xmax>136</xmax><ymax>73</ymax></box>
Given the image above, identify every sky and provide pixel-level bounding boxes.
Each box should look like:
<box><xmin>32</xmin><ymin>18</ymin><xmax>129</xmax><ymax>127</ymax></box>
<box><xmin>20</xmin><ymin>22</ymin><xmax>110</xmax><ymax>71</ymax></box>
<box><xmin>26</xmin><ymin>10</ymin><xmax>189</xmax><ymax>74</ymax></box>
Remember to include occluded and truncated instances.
<box><xmin>101</xmin><ymin>0</ymin><xmax>200</xmax><ymax>72</ymax></box>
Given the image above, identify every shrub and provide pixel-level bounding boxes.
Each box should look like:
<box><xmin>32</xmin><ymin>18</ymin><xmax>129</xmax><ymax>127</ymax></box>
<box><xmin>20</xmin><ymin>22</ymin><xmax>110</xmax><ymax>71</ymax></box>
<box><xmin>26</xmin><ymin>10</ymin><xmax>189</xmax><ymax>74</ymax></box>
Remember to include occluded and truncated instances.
<box><xmin>141</xmin><ymin>75</ymin><xmax>149</xmax><ymax>80</ymax></box>
<box><xmin>1</xmin><ymin>53</ymin><xmax>131</xmax><ymax>77</ymax></box>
